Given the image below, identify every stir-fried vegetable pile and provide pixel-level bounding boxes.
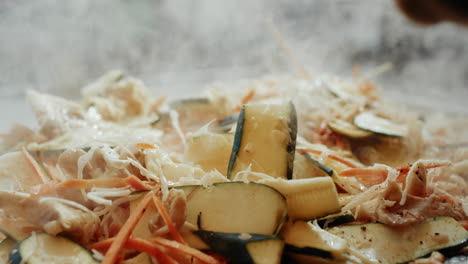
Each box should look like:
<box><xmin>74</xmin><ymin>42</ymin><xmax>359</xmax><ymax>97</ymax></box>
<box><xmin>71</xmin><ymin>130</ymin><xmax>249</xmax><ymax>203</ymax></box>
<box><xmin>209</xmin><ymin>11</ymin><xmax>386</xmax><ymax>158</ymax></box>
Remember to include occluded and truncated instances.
<box><xmin>0</xmin><ymin>71</ymin><xmax>467</xmax><ymax>264</ymax></box>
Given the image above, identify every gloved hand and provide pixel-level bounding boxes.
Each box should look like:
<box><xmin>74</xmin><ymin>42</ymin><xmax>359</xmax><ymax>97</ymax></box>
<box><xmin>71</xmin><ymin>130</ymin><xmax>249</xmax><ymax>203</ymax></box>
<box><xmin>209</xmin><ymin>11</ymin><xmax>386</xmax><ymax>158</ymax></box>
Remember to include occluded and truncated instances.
<box><xmin>396</xmin><ymin>0</ymin><xmax>468</xmax><ymax>26</ymax></box>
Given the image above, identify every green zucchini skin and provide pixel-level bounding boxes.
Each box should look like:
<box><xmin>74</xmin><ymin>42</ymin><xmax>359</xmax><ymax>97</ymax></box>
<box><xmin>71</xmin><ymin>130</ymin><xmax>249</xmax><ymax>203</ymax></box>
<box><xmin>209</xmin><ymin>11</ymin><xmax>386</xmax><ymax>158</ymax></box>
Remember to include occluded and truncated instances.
<box><xmin>286</xmin><ymin>101</ymin><xmax>298</xmax><ymax>180</ymax></box>
<box><xmin>227</xmin><ymin>106</ymin><xmax>245</xmax><ymax>178</ymax></box>
<box><xmin>9</xmin><ymin>233</ymin><xmax>99</xmax><ymax>264</ymax></box>
<box><xmin>284</xmin><ymin>244</ymin><xmax>333</xmax><ymax>259</ymax></box>
<box><xmin>186</xmin><ymin>182</ymin><xmax>288</xmax><ymax>236</ymax></box>
<box><xmin>327</xmin><ymin>216</ymin><xmax>468</xmax><ymax>264</ymax></box>
<box><xmin>194</xmin><ymin>230</ymin><xmax>283</xmax><ymax>264</ymax></box>
<box><xmin>305</xmin><ymin>154</ymin><xmax>333</xmax><ymax>176</ymax></box>
<box><xmin>316</xmin><ymin>214</ymin><xmax>355</xmax><ymax>229</ymax></box>
<box><xmin>227</xmin><ymin>102</ymin><xmax>297</xmax><ymax>179</ymax></box>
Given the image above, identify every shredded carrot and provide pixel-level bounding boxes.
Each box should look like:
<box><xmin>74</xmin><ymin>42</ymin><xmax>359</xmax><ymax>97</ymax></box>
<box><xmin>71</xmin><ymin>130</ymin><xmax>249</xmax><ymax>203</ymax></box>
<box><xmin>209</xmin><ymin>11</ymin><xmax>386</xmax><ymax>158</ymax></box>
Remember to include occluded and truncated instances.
<box><xmin>152</xmin><ymin>195</ymin><xmax>187</xmax><ymax>244</ymax></box>
<box><xmin>339</xmin><ymin>167</ymin><xmax>388</xmax><ymax>185</ymax></box>
<box><xmin>340</xmin><ymin>168</ymin><xmax>388</xmax><ymax>178</ymax></box>
<box><xmin>152</xmin><ymin>237</ymin><xmax>219</xmax><ymax>264</ymax></box>
<box><xmin>90</xmin><ymin>237</ymin><xmax>177</xmax><ymax>264</ymax></box>
<box><xmin>241</xmin><ymin>89</ymin><xmax>256</xmax><ymax>105</ymax></box>
<box><xmin>21</xmin><ymin>147</ymin><xmax>49</xmax><ymax>184</ymax></box>
<box><xmin>395</xmin><ymin>162</ymin><xmax>450</xmax><ymax>183</ymax></box>
<box><xmin>61</xmin><ymin>175</ymin><xmax>149</xmax><ymax>191</ymax></box>
<box><xmin>340</xmin><ymin>162</ymin><xmax>451</xmax><ymax>185</ymax></box>
<box><xmin>101</xmin><ymin>191</ymin><xmax>155</xmax><ymax>264</ymax></box>
<box><xmin>395</xmin><ymin>163</ymin><xmax>450</xmax><ymax>174</ymax></box>
<box><xmin>136</xmin><ymin>143</ymin><xmax>157</xmax><ymax>149</ymax></box>
<box><xmin>233</xmin><ymin>89</ymin><xmax>256</xmax><ymax>112</ymax></box>
<box><xmin>296</xmin><ymin>147</ymin><xmax>360</xmax><ymax>168</ymax></box>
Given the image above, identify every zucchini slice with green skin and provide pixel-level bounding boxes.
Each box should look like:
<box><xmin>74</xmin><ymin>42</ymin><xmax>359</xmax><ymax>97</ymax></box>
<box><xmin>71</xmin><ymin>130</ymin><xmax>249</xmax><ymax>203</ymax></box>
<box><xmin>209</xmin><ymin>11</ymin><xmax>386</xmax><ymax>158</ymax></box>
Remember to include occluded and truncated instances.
<box><xmin>316</xmin><ymin>214</ymin><xmax>355</xmax><ymax>229</ymax></box>
<box><xmin>304</xmin><ymin>154</ymin><xmax>333</xmax><ymax>177</ymax></box>
<box><xmin>0</xmin><ymin>237</ymin><xmax>15</xmax><ymax>263</ymax></box>
<box><xmin>9</xmin><ymin>233</ymin><xmax>98</xmax><ymax>264</ymax></box>
<box><xmin>186</xmin><ymin>182</ymin><xmax>288</xmax><ymax>235</ymax></box>
<box><xmin>227</xmin><ymin>102</ymin><xmax>297</xmax><ymax>180</ymax></box>
<box><xmin>257</xmin><ymin>177</ymin><xmax>340</xmax><ymax>220</ymax></box>
<box><xmin>354</xmin><ymin>112</ymin><xmax>407</xmax><ymax>137</ymax></box>
<box><xmin>215</xmin><ymin>114</ymin><xmax>239</xmax><ymax>133</ymax></box>
<box><xmin>293</xmin><ymin>153</ymin><xmax>333</xmax><ymax>179</ymax></box>
<box><xmin>327</xmin><ymin>216</ymin><xmax>468</xmax><ymax>264</ymax></box>
<box><xmin>328</xmin><ymin>119</ymin><xmax>372</xmax><ymax>139</ymax></box>
<box><xmin>184</xmin><ymin>133</ymin><xmax>234</xmax><ymax>175</ymax></box>
<box><xmin>194</xmin><ymin>230</ymin><xmax>284</xmax><ymax>264</ymax></box>
<box><xmin>281</xmin><ymin>221</ymin><xmax>348</xmax><ymax>263</ymax></box>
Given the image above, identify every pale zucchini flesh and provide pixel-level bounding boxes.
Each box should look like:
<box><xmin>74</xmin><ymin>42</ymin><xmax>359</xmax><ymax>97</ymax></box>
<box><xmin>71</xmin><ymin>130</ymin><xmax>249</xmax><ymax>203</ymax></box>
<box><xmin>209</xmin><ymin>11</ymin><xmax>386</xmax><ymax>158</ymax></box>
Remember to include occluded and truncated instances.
<box><xmin>184</xmin><ymin>133</ymin><xmax>234</xmax><ymax>175</ymax></box>
<box><xmin>257</xmin><ymin>177</ymin><xmax>340</xmax><ymax>220</ymax></box>
<box><xmin>0</xmin><ymin>238</ymin><xmax>15</xmax><ymax>264</ymax></box>
<box><xmin>354</xmin><ymin>112</ymin><xmax>408</xmax><ymax>137</ymax></box>
<box><xmin>327</xmin><ymin>216</ymin><xmax>468</xmax><ymax>264</ymax></box>
<box><xmin>328</xmin><ymin>119</ymin><xmax>372</xmax><ymax>138</ymax></box>
<box><xmin>281</xmin><ymin>220</ymin><xmax>348</xmax><ymax>262</ymax></box>
<box><xmin>186</xmin><ymin>182</ymin><xmax>288</xmax><ymax>235</ymax></box>
<box><xmin>227</xmin><ymin>102</ymin><xmax>297</xmax><ymax>179</ymax></box>
<box><xmin>293</xmin><ymin>153</ymin><xmax>332</xmax><ymax>179</ymax></box>
<box><xmin>9</xmin><ymin>233</ymin><xmax>98</xmax><ymax>264</ymax></box>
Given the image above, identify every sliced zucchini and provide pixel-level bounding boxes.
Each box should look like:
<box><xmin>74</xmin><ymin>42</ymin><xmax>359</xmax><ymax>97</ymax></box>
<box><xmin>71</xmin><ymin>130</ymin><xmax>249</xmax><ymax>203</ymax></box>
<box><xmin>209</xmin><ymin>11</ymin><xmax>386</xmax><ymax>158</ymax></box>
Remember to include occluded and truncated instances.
<box><xmin>0</xmin><ymin>238</ymin><xmax>15</xmax><ymax>263</ymax></box>
<box><xmin>327</xmin><ymin>216</ymin><xmax>468</xmax><ymax>264</ymax></box>
<box><xmin>194</xmin><ymin>230</ymin><xmax>284</xmax><ymax>264</ymax></box>
<box><xmin>169</xmin><ymin>97</ymin><xmax>211</xmax><ymax>110</ymax></box>
<box><xmin>293</xmin><ymin>153</ymin><xmax>333</xmax><ymax>179</ymax></box>
<box><xmin>354</xmin><ymin>112</ymin><xmax>407</xmax><ymax>137</ymax></box>
<box><xmin>184</xmin><ymin>133</ymin><xmax>234</xmax><ymax>175</ymax></box>
<box><xmin>281</xmin><ymin>221</ymin><xmax>348</xmax><ymax>263</ymax></box>
<box><xmin>257</xmin><ymin>177</ymin><xmax>340</xmax><ymax>220</ymax></box>
<box><xmin>9</xmin><ymin>233</ymin><xmax>98</xmax><ymax>264</ymax></box>
<box><xmin>317</xmin><ymin>214</ymin><xmax>355</xmax><ymax>229</ymax></box>
<box><xmin>227</xmin><ymin>102</ymin><xmax>297</xmax><ymax>180</ymax></box>
<box><xmin>186</xmin><ymin>182</ymin><xmax>287</xmax><ymax>235</ymax></box>
<box><xmin>304</xmin><ymin>154</ymin><xmax>333</xmax><ymax>176</ymax></box>
<box><xmin>328</xmin><ymin>119</ymin><xmax>372</xmax><ymax>138</ymax></box>
<box><xmin>215</xmin><ymin>114</ymin><xmax>239</xmax><ymax>132</ymax></box>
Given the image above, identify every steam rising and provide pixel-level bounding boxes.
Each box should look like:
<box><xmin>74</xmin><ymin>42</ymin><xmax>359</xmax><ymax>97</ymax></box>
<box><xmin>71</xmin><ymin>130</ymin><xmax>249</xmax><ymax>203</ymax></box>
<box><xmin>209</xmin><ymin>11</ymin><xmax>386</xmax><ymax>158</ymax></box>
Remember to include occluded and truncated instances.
<box><xmin>0</xmin><ymin>0</ymin><xmax>467</xmax><ymax>130</ymax></box>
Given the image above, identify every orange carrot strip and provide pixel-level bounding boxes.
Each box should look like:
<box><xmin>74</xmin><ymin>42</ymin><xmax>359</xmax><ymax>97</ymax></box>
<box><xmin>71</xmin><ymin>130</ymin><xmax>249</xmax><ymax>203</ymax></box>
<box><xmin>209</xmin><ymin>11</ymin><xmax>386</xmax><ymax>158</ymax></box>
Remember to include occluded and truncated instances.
<box><xmin>339</xmin><ymin>168</ymin><xmax>388</xmax><ymax>178</ymax></box>
<box><xmin>61</xmin><ymin>175</ymin><xmax>149</xmax><ymax>191</ymax></box>
<box><xmin>60</xmin><ymin>178</ymin><xmax>122</xmax><ymax>189</ymax></box>
<box><xmin>136</xmin><ymin>143</ymin><xmax>156</xmax><ymax>149</ymax></box>
<box><xmin>339</xmin><ymin>168</ymin><xmax>389</xmax><ymax>185</ymax></box>
<box><xmin>101</xmin><ymin>191</ymin><xmax>154</xmax><ymax>264</ymax></box>
<box><xmin>152</xmin><ymin>237</ymin><xmax>219</xmax><ymax>264</ymax></box>
<box><xmin>124</xmin><ymin>175</ymin><xmax>151</xmax><ymax>191</ymax></box>
<box><xmin>296</xmin><ymin>147</ymin><xmax>360</xmax><ymax>168</ymax></box>
<box><xmin>152</xmin><ymin>195</ymin><xmax>187</xmax><ymax>245</ymax></box>
<box><xmin>395</xmin><ymin>163</ymin><xmax>449</xmax><ymax>174</ymax></box>
<box><xmin>232</xmin><ymin>89</ymin><xmax>256</xmax><ymax>112</ymax></box>
<box><xmin>241</xmin><ymin>89</ymin><xmax>256</xmax><ymax>105</ymax></box>
<box><xmin>21</xmin><ymin>147</ymin><xmax>48</xmax><ymax>184</ymax></box>
<box><xmin>395</xmin><ymin>162</ymin><xmax>450</xmax><ymax>182</ymax></box>
<box><xmin>90</xmin><ymin>237</ymin><xmax>177</xmax><ymax>264</ymax></box>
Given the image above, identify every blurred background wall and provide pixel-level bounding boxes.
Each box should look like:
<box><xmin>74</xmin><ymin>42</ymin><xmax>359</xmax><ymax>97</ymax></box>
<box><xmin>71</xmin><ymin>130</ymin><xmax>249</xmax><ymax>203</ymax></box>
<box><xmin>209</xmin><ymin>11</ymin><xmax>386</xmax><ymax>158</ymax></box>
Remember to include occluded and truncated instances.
<box><xmin>1</xmin><ymin>0</ymin><xmax>467</xmax><ymax>130</ymax></box>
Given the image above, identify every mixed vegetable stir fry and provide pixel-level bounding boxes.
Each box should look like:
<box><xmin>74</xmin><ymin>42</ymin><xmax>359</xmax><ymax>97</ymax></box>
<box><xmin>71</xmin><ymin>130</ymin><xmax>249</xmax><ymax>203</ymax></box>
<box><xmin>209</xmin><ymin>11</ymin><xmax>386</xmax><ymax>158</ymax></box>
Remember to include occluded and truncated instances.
<box><xmin>0</xmin><ymin>71</ymin><xmax>467</xmax><ymax>263</ymax></box>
